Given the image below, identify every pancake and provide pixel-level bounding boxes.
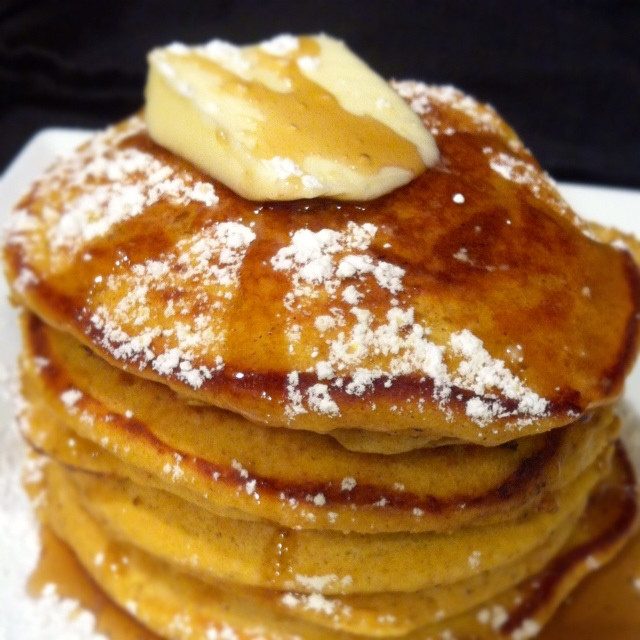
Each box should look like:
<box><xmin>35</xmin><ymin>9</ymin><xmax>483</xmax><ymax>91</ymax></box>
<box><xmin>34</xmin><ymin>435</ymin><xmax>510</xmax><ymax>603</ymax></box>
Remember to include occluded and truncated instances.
<box><xmin>5</xmin><ymin>82</ymin><xmax>640</xmax><ymax>445</ymax></box>
<box><xmin>38</xmin><ymin>447</ymin><xmax>638</xmax><ymax>639</ymax></box>
<box><xmin>43</xmin><ymin>450</ymin><xmax>609</xmax><ymax>595</ymax></box>
<box><xmin>38</xmin><ymin>459</ymin><xmax>578</xmax><ymax>636</ymax></box>
<box><xmin>20</xmin><ymin>312</ymin><xmax>621</xmax><ymax>534</ymax></box>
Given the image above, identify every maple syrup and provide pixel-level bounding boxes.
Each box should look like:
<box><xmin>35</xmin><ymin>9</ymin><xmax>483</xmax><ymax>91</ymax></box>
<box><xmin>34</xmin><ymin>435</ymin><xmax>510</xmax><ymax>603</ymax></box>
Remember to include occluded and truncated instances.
<box><xmin>538</xmin><ymin>530</ymin><xmax>640</xmax><ymax>640</ymax></box>
<box><xmin>145</xmin><ymin>35</ymin><xmax>437</xmax><ymax>201</ymax></box>
<box><xmin>176</xmin><ymin>41</ymin><xmax>423</xmax><ymax>175</ymax></box>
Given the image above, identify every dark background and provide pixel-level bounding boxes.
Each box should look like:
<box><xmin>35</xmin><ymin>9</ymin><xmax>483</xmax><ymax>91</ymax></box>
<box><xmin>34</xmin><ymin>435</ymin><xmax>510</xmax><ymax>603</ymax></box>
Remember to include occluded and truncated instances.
<box><xmin>2</xmin><ymin>0</ymin><xmax>639</xmax><ymax>187</ymax></box>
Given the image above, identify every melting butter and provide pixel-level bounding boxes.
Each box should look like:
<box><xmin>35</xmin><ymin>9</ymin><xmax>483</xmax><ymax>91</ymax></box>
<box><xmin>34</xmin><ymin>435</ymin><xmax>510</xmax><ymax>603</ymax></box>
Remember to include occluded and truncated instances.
<box><xmin>145</xmin><ymin>34</ymin><xmax>439</xmax><ymax>201</ymax></box>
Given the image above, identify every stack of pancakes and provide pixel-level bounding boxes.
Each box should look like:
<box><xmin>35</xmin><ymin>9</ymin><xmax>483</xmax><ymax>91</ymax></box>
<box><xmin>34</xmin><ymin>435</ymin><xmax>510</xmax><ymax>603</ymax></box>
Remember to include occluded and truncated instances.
<box><xmin>5</xmin><ymin>82</ymin><xmax>640</xmax><ymax>639</ymax></box>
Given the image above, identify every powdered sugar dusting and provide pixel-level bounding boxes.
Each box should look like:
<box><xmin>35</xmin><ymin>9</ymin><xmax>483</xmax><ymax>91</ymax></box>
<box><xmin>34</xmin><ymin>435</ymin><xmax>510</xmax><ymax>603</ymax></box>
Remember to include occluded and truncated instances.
<box><xmin>450</xmin><ymin>330</ymin><xmax>548</xmax><ymax>425</ymax></box>
<box><xmin>511</xmin><ymin>618</ymin><xmax>542</xmax><ymax>640</ymax></box>
<box><xmin>88</xmin><ymin>219</ymin><xmax>255</xmax><ymax>388</ymax></box>
<box><xmin>306</xmin><ymin>383</ymin><xmax>340</xmax><ymax>417</ymax></box>
<box><xmin>467</xmin><ymin>549</ymin><xmax>482</xmax><ymax>570</ymax></box>
<box><xmin>280</xmin><ymin>591</ymin><xmax>340</xmax><ymax>617</ymax></box>
<box><xmin>392</xmin><ymin>81</ymin><xmax>516</xmax><ymax>144</ymax></box>
<box><xmin>489</xmin><ymin>152</ymin><xmax>538</xmax><ymax>185</ymax></box>
<box><xmin>0</xmin><ymin>371</ymin><xmax>107</xmax><ymax>639</ymax></box>
<box><xmin>259</xmin><ymin>34</ymin><xmax>299</xmax><ymax>56</ymax></box>
<box><xmin>487</xmin><ymin>151</ymin><xmax>568</xmax><ymax>214</ymax></box>
<box><xmin>273</xmin><ymin>222</ymin><xmax>547</xmax><ymax>426</ymax></box>
<box><xmin>392</xmin><ymin>80</ymin><xmax>572</xmax><ymax>219</ymax></box>
<box><xmin>8</xmin><ymin>117</ymin><xmax>219</xmax><ymax>256</ymax></box>
<box><xmin>341</xmin><ymin>477</ymin><xmax>357</xmax><ymax>492</ymax></box>
<box><xmin>271</xmin><ymin>222</ymin><xmax>400</xmax><ymax>300</ymax></box>
<box><xmin>285</xmin><ymin>371</ymin><xmax>307</xmax><ymax>418</ymax></box>
<box><xmin>60</xmin><ymin>389</ymin><xmax>82</xmax><ymax>410</ymax></box>
<box><xmin>263</xmin><ymin>156</ymin><xmax>322</xmax><ymax>189</ymax></box>
<box><xmin>476</xmin><ymin>605</ymin><xmax>509</xmax><ymax>631</ymax></box>
<box><xmin>294</xmin><ymin>573</ymin><xmax>353</xmax><ymax>593</ymax></box>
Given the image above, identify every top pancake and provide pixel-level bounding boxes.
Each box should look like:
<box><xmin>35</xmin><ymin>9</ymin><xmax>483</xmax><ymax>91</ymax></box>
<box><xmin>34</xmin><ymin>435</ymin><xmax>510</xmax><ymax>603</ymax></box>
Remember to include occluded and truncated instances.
<box><xmin>4</xmin><ymin>82</ymin><xmax>639</xmax><ymax>443</ymax></box>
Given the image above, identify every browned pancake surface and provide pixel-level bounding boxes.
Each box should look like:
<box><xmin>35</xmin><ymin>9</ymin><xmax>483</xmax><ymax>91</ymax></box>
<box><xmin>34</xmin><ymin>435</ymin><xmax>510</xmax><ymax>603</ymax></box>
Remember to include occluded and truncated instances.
<box><xmin>5</xmin><ymin>83</ymin><xmax>639</xmax><ymax>442</ymax></box>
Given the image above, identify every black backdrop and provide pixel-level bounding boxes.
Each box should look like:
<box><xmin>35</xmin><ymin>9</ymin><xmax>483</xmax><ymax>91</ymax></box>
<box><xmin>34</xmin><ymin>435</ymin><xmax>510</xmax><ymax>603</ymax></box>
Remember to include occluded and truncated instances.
<box><xmin>2</xmin><ymin>0</ymin><xmax>639</xmax><ymax>187</ymax></box>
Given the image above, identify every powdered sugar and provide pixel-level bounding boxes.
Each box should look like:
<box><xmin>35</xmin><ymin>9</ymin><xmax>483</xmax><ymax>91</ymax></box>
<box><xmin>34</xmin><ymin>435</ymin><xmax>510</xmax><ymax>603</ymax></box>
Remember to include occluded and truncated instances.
<box><xmin>13</xmin><ymin>267</ymin><xmax>39</xmax><ymax>294</ymax></box>
<box><xmin>450</xmin><ymin>330</ymin><xmax>548</xmax><ymax>425</ymax></box>
<box><xmin>162</xmin><ymin>453</ymin><xmax>185</xmax><ymax>482</ymax></box>
<box><xmin>271</xmin><ymin>222</ymin><xmax>399</xmax><ymax>301</ymax></box>
<box><xmin>341</xmin><ymin>477</ymin><xmax>357</xmax><ymax>492</ymax></box>
<box><xmin>489</xmin><ymin>152</ymin><xmax>538</xmax><ymax>185</ymax></box>
<box><xmin>280</xmin><ymin>591</ymin><xmax>339</xmax><ymax>616</ymax></box>
<box><xmin>285</xmin><ymin>371</ymin><xmax>307</xmax><ymax>418</ymax></box>
<box><xmin>263</xmin><ymin>156</ymin><xmax>322</xmax><ymax>189</ymax></box>
<box><xmin>392</xmin><ymin>81</ymin><xmax>515</xmax><ymax>144</ymax></box>
<box><xmin>392</xmin><ymin>80</ymin><xmax>575</xmax><ymax>223</ymax></box>
<box><xmin>9</xmin><ymin>117</ymin><xmax>219</xmax><ymax>255</ymax></box>
<box><xmin>306</xmin><ymin>384</ymin><xmax>340</xmax><ymax>417</ymax></box>
<box><xmin>476</xmin><ymin>605</ymin><xmax>509</xmax><ymax>630</ymax></box>
<box><xmin>511</xmin><ymin>618</ymin><xmax>541</xmax><ymax>640</ymax></box>
<box><xmin>0</xmin><ymin>371</ymin><xmax>107</xmax><ymax>639</ymax></box>
<box><xmin>274</xmin><ymin>220</ymin><xmax>548</xmax><ymax>426</ymax></box>
<box><xmin>259</xmin><ymin>34</ymin><xmax>299</xmax><ymax>56</ymax></box>
<box><xmin>298</xmin><ymin>55</ymin><xmax>320</xmax><ymax>73</ymax></box>
<box><xmin>60</xmin><ymin>389</ymin><xmax>82</xmax><ymax>410</ymax></box>
<box><xmin>204</xmin><ymin>623</ymin><xmax>242</xmax><ymax>640</ymax></box>
<box><xmin>294</xmin><ymin>573</ymin><xmax>353</xmax><ymax>592</ymax></box>
<box><xmin>487</xmin><ymin>151</ymin><xmax>566</xmax><ymax>211</ymax></box>
<box><xmin>467</xmin><ymin>549</ymin><xmax>482</xmax><ymax>570</ymax></box>
<box><xmin>87</xmin><ymin>218</ymin><xmax>255</xmax><ymax>389</ymax></box>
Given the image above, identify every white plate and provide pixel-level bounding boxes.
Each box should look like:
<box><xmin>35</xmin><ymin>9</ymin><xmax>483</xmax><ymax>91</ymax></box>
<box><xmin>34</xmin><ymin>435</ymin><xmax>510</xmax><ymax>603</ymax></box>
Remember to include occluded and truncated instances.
<box><xmin>0</xmin><ymin>129</ymin><xmax>639</xmax><ymax>639</ymax></box>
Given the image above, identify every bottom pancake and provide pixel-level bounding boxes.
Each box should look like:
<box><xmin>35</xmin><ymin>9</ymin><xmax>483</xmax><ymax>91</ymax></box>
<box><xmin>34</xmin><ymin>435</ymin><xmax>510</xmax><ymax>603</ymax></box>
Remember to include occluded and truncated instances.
<box><xmin>44</xmin><ymin>462</ymin><xmax>581</xmax><ymax>636</ymax></box>
<box><xmin>37</xmin><ymin>446</ymin><xmax>637</xmax><ymax>640</ymax></box>
<box><xmin>32</xmin><ymin>436</ymin><xmax>611</xmax><ymax>597</ymax></box>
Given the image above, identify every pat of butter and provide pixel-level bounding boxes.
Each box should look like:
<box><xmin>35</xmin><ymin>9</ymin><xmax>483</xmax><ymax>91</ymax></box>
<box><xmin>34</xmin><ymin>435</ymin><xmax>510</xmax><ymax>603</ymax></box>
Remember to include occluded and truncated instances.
<box><xmin>145</xmin><ymin>34</ymin><xmax>439</xmax><ymax>201</ymax></box>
